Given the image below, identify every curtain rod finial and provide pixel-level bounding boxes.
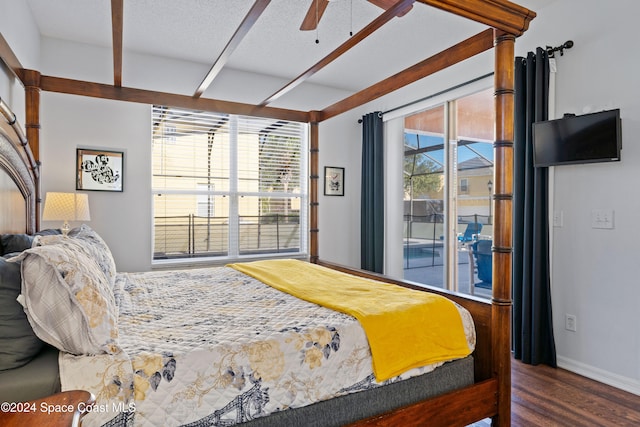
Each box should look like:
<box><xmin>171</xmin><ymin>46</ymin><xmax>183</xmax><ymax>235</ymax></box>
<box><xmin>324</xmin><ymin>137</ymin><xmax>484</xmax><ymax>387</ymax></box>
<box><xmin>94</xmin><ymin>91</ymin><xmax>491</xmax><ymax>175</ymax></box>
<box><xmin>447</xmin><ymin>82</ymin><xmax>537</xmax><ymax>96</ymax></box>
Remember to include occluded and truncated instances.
<box><xmin>547</xmin><ymin>40</ymin><xmax>574</xmax><ymax>58</ymax></box>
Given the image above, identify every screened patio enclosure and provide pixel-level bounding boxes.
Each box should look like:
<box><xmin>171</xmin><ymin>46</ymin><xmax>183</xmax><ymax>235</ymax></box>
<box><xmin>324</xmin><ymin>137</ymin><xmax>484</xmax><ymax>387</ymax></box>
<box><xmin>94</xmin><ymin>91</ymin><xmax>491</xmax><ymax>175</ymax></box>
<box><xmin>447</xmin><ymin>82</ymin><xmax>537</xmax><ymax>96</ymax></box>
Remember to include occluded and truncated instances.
<box><xmin>402</xmin><ymin>88</ymin><xmax>494</xmax><ymax>296</ymax></box>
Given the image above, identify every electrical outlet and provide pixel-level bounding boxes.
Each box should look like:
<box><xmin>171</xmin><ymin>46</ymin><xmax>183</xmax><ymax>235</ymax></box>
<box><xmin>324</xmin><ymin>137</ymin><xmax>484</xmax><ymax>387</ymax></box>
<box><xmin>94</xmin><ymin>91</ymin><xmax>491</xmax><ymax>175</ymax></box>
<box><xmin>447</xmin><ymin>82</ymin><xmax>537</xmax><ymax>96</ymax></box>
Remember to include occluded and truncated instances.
<box><xmin>591</xmin><ymin>209</ymin><xmax>614</xmax><ymax>229</ymax></box>
<box><xmin>565</xmin><ymin>314</ymin><xmax>577</xmax><ymax>332</ymax></box>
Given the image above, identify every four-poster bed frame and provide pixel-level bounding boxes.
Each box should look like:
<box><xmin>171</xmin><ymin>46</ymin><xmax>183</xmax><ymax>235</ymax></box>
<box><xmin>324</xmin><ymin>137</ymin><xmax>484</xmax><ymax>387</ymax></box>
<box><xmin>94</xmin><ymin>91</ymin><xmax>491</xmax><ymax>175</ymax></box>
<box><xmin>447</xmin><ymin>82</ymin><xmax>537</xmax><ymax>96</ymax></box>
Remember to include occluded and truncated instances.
<box><xmin>0</xmin><ymin>1</ymin><xmax>535</xmax><ymax>425</ymax></box>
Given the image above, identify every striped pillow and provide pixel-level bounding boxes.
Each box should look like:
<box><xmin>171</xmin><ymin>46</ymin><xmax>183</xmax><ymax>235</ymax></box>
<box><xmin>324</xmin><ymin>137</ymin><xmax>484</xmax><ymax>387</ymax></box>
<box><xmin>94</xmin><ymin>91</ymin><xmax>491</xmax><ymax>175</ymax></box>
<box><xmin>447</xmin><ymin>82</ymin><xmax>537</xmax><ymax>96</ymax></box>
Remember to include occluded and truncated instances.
<box><xmin>14</xmin><ymin>239</ymin><xmax>120</xmax><ymax>355</ymax></box>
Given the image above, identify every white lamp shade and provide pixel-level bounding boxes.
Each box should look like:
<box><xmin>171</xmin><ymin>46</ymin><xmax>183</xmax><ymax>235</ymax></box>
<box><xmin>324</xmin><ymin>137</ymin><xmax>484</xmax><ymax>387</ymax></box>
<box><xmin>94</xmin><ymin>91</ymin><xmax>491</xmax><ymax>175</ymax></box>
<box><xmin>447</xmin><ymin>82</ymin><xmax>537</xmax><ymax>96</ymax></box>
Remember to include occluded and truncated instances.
<box><xmin>42</xmin><ymin>192</ymin><xmax>91</xmax><ymax>221</ymax></box>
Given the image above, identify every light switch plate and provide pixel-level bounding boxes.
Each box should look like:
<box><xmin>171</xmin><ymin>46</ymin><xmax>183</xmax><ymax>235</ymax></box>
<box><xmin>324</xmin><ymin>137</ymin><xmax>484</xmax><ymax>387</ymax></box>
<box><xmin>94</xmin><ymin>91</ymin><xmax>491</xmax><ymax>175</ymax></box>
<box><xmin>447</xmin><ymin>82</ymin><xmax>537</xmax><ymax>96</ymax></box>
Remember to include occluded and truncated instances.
<box><xmin>591</xmin><ymin>209</ymin><xmax>614</xmax><ymax>229</ymax></box>
<box><xmin>553</xmin><ymin>211</ymin><xmax>563</xmax><ymax>227</ymax></box>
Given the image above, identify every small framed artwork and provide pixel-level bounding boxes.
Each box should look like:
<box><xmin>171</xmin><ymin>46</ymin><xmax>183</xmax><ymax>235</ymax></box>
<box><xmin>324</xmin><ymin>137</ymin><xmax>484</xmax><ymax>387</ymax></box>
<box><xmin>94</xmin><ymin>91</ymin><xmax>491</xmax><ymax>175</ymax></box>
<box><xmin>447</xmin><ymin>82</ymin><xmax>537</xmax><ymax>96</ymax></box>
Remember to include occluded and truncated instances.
<box><xmin>76</xmin><ymin>148</ymin><xmax>124</xmax><ymax>192</ymax></box>
<box><xmin>324</xmin><ymin>166</ymin><xmax>345</xmax><ymax>196</ymax></box>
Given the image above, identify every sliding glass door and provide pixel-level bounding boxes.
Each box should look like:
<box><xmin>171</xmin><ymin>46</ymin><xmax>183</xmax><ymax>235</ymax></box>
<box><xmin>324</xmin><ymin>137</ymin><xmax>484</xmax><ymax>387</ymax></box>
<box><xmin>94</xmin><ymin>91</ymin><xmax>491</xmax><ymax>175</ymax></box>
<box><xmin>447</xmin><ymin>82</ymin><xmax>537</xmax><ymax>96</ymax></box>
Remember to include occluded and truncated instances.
<box><xmin>402</xmin><ymin>88</ymin><xmax>494</xmax><ymax>298</ymax></box>
<box><xmin>403</xmin><ymin>105</ymin><xmax>446</xmax><ymax>284</ymax></box>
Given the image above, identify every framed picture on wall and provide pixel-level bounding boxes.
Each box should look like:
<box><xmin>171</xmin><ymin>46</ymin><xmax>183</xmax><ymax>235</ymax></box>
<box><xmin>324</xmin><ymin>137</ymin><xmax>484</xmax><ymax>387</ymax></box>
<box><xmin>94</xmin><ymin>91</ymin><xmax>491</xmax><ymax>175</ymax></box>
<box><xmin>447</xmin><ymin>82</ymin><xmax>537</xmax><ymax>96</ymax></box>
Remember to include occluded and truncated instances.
<box><xmin>324</xmin><ymin>166</ymin><xmax>344</xmax><ymax>196</ymax></box>
<box><xmin>76</xmin><ymin>148</ymin><xmax>124</xmax><ymax>192</ymax></box>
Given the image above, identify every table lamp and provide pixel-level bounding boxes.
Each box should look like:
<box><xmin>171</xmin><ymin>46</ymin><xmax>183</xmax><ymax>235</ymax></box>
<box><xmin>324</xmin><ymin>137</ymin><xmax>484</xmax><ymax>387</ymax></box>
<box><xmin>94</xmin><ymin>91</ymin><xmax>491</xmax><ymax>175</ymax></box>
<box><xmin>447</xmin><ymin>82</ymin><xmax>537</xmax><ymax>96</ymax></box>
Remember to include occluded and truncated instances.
<box><xmin>42</xmin><ymin>192</ymin><xmax>91</xmax><ymax>236</ymax></box>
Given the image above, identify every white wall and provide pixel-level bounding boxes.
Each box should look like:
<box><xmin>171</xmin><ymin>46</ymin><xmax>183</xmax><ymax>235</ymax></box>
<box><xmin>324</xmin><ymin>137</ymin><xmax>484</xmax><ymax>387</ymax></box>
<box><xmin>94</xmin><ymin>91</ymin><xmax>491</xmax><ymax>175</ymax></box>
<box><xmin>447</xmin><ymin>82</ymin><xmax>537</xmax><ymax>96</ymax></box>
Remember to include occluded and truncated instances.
<box><xmin>317</xmin><ymin>111</ymin><xmax>363</xmax><ymax>268</ymax></box>
<box><xmin>39</xmin><ymin>93</ymin><xmax>152</xmax><ymax>272</ymax></box>
<box><xmin>0</xmin><ymin>0</ymin><xmax>40</xmax><ymax>125</ymax></box>
<box><xmin>0</xmin><ymin>0</ymin><xmax>40</xmax><ymax>71</ymax></box>
<box><xmin>514</xmin><ymin>0</ymin><xmax>640</xmax><ymax>394</ymax></box>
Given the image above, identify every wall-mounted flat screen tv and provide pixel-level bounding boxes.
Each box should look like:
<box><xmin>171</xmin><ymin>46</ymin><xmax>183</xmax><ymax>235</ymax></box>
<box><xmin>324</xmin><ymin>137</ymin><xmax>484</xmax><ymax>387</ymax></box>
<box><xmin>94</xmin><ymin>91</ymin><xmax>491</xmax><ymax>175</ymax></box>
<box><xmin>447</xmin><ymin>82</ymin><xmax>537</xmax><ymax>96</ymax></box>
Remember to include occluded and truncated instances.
<box><xmin>532</xmin><ymin>109</ymin><xmax>621</xmax><ymax>167</ymax></box>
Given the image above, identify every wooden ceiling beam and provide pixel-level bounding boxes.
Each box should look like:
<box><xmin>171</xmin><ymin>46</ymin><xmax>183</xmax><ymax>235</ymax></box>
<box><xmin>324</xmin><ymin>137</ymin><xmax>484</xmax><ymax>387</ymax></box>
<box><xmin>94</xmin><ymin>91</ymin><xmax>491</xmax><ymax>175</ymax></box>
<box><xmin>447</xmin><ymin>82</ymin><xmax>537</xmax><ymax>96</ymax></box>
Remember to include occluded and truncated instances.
<box><xmin>0</xmin><ymin>32</ymin><xmax>25</xmax><ymax>82</ymax></box>
<box><xmin>193</xmin><ymin>0</ymin><xmax>271</xmax><ymax>98</ymax></box>
<box><xmin>39</xmin><ymin>75</ymin><xmax>310</xmax><ymax>123</ymax></box>
<box><xmin>111</xmin><ymin>0</ymin><xmax>124</xmax><ymax>87</ymax></box>
<box><xmin>318</xmin><ymin>28</ymin><xmax>495</xmax><ymax>121</ymax></box>
<box><xmin>260</xmin><ymin>0</ymin><xmax>415</xmax><ymax>106</ymax></box>
<box><xmin>416</xmin><ymin>0</ymin><xmax>536</xmax><ymax>36</ymax></box>
<box><xmin>3</xmin><ymin>0</ymin><xmax>536</xmax><ymax>125</ymax></box>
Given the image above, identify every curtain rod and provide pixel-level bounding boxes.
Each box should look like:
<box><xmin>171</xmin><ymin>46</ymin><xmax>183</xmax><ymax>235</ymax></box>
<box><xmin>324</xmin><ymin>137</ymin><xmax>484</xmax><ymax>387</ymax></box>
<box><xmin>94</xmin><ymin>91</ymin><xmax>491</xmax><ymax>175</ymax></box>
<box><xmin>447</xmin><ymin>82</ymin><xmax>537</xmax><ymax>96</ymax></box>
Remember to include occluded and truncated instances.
<box><xmin>357</xmin><ymin>72</ymin><xmax>494</xmax><ymax>123</ymax></box>
<box><xmin>381</xmin><ymin>72</ymin><xmax>495</xmax><ymax>117</ymax></box>
<box><xmin>0</xmin><ymin>96</ymin><xmax>27</xmax><ymax>144</ymax></box>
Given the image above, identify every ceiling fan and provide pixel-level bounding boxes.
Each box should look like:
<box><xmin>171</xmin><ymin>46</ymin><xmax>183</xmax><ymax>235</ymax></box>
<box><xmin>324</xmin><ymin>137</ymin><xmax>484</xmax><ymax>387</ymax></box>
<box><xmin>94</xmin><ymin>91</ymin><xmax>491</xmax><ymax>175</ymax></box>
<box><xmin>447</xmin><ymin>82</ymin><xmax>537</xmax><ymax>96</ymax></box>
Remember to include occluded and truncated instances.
<box><xmin>300</xmin><ymin>0</ymin><xmax>413</xmax><ymax>31</ymax></box>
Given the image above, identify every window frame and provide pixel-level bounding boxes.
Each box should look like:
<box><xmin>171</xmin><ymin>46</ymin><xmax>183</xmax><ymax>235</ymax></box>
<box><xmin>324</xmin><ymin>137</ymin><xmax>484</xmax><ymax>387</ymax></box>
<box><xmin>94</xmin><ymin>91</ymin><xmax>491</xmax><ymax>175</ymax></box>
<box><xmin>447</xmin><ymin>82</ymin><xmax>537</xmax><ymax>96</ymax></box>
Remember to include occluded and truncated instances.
<box><xmin>151</xmin><ymin>106</ymin><xmax>309</xmax><ymax>266</ymax></box>
<box><xmin>400</xmin><ymin>85</ymin><xmax>495</xmax><ymax>295</ymax></box>
<box><xmin>459</xmin><ymin>178</ymin><xmax>469</xmax><ymax>194</ymax></box>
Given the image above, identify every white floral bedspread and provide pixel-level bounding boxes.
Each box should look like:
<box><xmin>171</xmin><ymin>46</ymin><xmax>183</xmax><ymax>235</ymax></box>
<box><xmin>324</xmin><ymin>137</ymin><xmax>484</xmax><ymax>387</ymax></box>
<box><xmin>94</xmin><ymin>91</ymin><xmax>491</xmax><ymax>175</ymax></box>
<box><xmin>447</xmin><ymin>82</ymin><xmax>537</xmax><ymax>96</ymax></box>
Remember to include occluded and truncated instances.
<box><xmin>59</xmin><ymin>266</ymin><xmax>476</xmax><ymax>427</ymax></box>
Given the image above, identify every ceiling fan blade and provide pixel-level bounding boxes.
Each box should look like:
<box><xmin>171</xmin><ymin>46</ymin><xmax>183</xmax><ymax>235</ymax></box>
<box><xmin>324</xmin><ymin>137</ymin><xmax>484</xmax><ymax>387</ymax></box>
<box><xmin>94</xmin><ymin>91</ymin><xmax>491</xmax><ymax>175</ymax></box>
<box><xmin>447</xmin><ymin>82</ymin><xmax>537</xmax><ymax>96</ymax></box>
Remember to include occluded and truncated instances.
<box><xmin>300</xmin><ymin>0</ymin><xmax>330</xmax><ymax>31</ymax></box>
<box><xmin>367</xmin><ymin>0</ymin><xmax>413</xmax><ymax>17</ymax></box>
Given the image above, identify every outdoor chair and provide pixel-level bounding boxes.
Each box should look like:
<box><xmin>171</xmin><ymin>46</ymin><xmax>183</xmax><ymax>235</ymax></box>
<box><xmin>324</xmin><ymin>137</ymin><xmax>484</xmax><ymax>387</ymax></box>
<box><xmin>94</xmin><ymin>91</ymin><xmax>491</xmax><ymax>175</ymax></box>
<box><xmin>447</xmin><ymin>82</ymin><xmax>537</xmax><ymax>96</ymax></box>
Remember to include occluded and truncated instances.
<box><xmin>457</xmin><ymin>222</ymin><xmax>483</xmax><ymax>244</ymax></box>
<box><xmin>472</xmin><ymin>239</ymin><xmax>492</xmax><ymax>290</ymax></box>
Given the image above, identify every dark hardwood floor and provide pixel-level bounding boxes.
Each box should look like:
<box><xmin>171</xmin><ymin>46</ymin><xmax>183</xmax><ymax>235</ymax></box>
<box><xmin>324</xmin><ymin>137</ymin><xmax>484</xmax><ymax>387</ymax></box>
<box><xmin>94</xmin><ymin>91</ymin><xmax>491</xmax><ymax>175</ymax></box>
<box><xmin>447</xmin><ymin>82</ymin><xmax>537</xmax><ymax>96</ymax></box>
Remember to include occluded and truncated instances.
<box><xmin>511</xmin><ymin>358</ymin><xmax>640</xmax><ymax>426</ymax></box>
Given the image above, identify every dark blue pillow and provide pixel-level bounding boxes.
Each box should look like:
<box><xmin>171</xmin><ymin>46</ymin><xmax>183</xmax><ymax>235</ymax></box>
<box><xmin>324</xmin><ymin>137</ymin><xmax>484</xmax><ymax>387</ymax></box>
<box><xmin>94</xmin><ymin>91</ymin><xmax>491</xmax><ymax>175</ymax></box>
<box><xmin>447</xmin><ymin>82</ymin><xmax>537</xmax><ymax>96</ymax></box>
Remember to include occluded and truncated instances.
<box><xmin>0</xmin><ymin>256</ymin><xmax>44</xmax><ymax>370</ymax></box>
<box><xmin>0</xmin><ymin>234</ymin><xmax>33</xmax><ymax>256</ymax></box>
<box><xmin>0</xmin><ymin>230</ymin><xmax>61</xmax><ymax>256</ymax></box>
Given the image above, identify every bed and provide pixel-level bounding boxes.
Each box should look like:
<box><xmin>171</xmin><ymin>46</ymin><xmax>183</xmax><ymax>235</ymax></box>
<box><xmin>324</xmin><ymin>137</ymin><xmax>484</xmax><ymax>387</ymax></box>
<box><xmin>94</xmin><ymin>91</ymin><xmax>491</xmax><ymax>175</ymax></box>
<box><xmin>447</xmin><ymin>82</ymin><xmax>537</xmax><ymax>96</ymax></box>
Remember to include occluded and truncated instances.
<box><xmin>1</xmin><ymin>129</ymin><xmax>476</xmax><ymax>426</ymax></box>
<box><xmin>2</xmin><ymin>129</ymin><xmax>474</xmax><ymax>427</ymax></box>
<box><xmin>1</xmin><ymin>1</ymin><xmax>535</xmax><ymax>425</ymax></box>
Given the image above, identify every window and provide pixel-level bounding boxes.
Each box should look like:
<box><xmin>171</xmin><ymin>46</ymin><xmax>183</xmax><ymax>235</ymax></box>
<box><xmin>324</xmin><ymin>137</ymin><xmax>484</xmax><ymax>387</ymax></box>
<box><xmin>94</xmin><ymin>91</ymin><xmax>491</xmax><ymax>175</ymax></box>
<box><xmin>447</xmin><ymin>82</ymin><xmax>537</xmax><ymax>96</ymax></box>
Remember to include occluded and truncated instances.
<box><xmin>459</xmin><ymin>178</ymin><xmax>469</xmax><ymax>194</ymax></box>
<box><xmin>402</xmin><ymin>88</ymin><xmax>494</xmax><ymax>298</ymax></box>
<box><xmin>152</xmin><ymin>106</ymin><xmax>308</xmax><ymax>262</ymax></box>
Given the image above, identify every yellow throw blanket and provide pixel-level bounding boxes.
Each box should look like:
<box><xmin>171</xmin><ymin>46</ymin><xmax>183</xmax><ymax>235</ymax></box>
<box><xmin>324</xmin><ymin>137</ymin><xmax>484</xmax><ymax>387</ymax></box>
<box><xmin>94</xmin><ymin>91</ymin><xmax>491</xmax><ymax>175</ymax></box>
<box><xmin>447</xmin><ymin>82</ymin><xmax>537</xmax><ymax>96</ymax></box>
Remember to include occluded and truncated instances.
<box><xmin>228</xmin><ymin>259</ymin><xmax>471</xmax><ymax>381</ymax></box>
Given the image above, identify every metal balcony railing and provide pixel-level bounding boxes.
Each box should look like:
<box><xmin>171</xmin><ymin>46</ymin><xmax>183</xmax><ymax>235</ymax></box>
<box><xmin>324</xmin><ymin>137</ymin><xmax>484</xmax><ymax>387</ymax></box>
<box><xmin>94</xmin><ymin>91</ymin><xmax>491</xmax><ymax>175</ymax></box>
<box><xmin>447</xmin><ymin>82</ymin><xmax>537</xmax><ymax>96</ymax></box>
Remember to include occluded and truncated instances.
<box><xmin>153</xmin><ymin>214</ymin><xmax>301</xmax><ymax>260</ymax></box>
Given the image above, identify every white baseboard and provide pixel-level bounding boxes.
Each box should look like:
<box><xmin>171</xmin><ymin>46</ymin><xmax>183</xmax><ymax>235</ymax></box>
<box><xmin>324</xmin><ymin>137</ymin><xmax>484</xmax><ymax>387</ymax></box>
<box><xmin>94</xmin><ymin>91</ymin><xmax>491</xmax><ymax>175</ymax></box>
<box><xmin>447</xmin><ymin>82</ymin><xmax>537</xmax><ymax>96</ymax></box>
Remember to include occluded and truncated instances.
<box><xmin>557</xmin><ymin>356</ymin><xmax>640</xmax><ymax>396</ymax></box>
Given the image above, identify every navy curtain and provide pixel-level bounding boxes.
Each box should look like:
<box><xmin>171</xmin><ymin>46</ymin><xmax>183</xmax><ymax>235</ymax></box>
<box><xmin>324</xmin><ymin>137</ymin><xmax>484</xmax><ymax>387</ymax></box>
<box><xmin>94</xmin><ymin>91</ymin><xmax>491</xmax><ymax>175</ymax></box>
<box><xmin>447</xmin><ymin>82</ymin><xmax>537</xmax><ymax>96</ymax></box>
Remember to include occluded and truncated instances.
<box><xmin>513</xmin><ymin>48</ymin><xmax>557</xmax><ymax>367</ymax></box>
<box><xmin>361</xmin><ymin>112</ymin><xmax>384</xmax><ymax>273</ymax></box>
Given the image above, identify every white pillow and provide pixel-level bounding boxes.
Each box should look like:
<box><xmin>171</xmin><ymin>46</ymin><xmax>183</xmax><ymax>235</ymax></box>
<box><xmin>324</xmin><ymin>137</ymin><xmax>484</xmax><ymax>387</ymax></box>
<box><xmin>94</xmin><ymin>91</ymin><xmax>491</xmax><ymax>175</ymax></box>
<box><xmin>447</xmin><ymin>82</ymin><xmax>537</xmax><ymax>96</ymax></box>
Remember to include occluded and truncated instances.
<box><xmin>36</xmin><ymin>225</ymin><xmax>117</xmax><ymax>289</ymax></box>
<box><xmin>15</xmin><ymin>239</ymin><xmax>120</xmax><ymax>355</ymax></box>
<box><xmin>68</xmin><ymin>225</ymin><xmax>117</xmax><ymax>286</ymax></box>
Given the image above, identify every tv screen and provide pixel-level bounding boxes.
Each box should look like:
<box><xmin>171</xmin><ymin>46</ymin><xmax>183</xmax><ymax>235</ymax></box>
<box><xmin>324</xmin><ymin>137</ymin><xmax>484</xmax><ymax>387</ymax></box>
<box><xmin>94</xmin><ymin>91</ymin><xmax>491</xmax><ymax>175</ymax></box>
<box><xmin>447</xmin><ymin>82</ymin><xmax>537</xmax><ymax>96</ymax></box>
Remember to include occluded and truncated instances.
<box><xmin>532</xmin><ymin>109</ymin><xmax>621</xmax><ymax>167</ymax></box>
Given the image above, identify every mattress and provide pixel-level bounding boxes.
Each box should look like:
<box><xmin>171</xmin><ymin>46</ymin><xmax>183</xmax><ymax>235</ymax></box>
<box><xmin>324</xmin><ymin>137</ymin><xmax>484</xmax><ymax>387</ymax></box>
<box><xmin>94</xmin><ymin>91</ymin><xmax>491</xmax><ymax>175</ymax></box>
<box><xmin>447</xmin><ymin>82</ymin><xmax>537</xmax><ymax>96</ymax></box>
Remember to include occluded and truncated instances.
<box><xmin>59</xmin><ymin>266</ymin><xmax>476</xmax><ymax>427</ymax></box>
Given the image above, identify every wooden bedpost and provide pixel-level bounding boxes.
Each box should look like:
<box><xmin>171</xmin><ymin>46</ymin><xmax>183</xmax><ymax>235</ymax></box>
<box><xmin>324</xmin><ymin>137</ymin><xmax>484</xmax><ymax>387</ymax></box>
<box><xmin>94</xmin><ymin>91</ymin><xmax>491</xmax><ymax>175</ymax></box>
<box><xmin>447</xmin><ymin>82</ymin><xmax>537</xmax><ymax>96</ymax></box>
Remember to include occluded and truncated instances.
<box><xmin>23</xmin><ymin>70</ymin><xmax>41</xmax><ymax>162</ymax></box>
<box><xmin>309</xmin><ymin>119</ymin><xmax>320</xmax><ymax>263</ymax></box>
<box><xmin>23</xmin><ymin>69</ymin><xmax>42</xmax><ymax>231</ymax></box>
<box><xmin>492</xmin><ymin>29</ymin><xmax>515</xmax><ymax>427</ymax></box>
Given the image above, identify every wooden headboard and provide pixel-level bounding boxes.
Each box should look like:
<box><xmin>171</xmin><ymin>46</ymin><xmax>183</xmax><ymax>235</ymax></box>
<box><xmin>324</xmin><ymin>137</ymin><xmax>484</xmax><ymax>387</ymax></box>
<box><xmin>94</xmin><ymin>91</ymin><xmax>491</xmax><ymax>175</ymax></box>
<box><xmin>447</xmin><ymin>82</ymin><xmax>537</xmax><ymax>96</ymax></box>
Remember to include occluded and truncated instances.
<box><xmin>0</xmin><ymin>119</ymin><xmax>37</xmax><ymax>234</ymax></box>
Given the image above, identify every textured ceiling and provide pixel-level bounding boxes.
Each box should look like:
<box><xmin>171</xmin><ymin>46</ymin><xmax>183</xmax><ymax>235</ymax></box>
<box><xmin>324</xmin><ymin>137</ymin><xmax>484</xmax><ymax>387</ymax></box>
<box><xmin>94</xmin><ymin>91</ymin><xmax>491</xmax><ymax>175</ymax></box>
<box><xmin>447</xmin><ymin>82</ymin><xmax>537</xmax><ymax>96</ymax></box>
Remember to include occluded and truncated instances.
<box><xmin>24</xmin><ymin>0</ymin><xmax>549</xmax><ymax>109</ymax></box>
